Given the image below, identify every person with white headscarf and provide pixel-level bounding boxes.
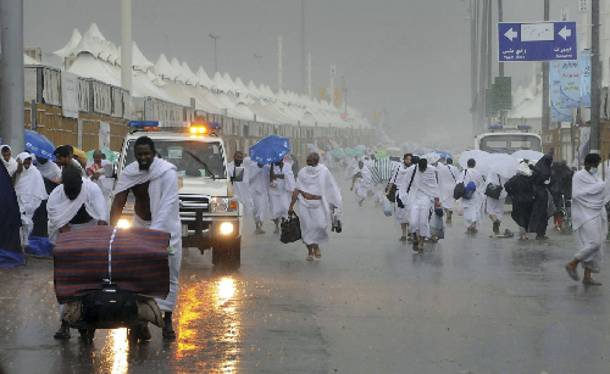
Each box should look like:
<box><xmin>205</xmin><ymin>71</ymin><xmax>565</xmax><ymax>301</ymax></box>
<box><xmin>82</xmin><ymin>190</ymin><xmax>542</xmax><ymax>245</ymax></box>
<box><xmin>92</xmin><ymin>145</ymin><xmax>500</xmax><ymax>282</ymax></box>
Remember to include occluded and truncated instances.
<box><xmin>565</xmin><ymin>153</ymin><xmax>610</xmax><ymax>286</ymax></box>
<box><xmin>1</xmin><ymin>145</ymin><xmax>17</xmax><ymax>178</ymax></box>
<box><xmin>110</xmin><ymin>136</ymin><xmax>181</xmax><ymax>341</ymax></box>
<box><xmin>268</xmin><ymin>160</ymin><xmax>296</xmax><ymax>233</ymax></box>
<box><xmin>289</xmin><ymin>152</ymin><xmax>342</xmax><ymax>261</ymax></box>
<box><xmin>351</xmin><ymin>160</ymin><xmax>373</xmax><ymax>206</ymax></box>
<box><xmin>13</xmin><ymin>152</ymin><xmax>48</xmax><ymax>247</ymax></box>
<box><xmin>437</xmin><ymin>158</ymin><xmax>459</xmax><ymax>223</ymax></box>
<box><xmin>459</xmin><ymin>158</ymin><xmax>485</xmax><ymax>234</ymax></box>
<box><xmin>409</xmin><ymin>158</ymin><xmax>440</xmax><ymax>252</ymax></box>
<box><xmin>48</xmin><ymin>165</ymin><xmax>108</xmax><ymax>340</ymax></box>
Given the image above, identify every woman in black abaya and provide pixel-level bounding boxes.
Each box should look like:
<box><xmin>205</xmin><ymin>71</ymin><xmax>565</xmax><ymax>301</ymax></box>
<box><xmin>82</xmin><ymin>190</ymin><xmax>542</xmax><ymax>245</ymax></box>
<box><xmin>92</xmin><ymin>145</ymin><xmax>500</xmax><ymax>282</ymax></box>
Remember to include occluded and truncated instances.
<box><xmin>0</xmin><ymin>163</ymin><xmax>24</xmax><ymax>268</ymax></box>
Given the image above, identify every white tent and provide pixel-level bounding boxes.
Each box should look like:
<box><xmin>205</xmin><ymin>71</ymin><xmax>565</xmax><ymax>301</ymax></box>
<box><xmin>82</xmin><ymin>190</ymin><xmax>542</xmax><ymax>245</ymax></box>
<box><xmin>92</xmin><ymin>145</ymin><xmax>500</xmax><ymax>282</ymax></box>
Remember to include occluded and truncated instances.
<box><xmin>196</xmin><ymin>66</ymin><xmax>214</xmax><ymax>89</ymax></box>
<box><xmin>54</xmin><ymin>28</ymin><xmax>82</xmax><ymax>59</ymax></box>
<box><xmin>154</xmin><ymin>54</ymin><xmax>178</xmax><ymax>81</ymax></box>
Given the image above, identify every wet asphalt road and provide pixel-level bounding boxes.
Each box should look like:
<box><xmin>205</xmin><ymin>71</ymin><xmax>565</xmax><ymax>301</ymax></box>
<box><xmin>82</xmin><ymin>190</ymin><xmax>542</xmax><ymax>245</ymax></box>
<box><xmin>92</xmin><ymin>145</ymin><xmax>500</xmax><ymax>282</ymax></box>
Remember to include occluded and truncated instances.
<box><xmin>2</xmin><ymin>180</ymin><xmax>610</xmax><ymax>374</ymax></box>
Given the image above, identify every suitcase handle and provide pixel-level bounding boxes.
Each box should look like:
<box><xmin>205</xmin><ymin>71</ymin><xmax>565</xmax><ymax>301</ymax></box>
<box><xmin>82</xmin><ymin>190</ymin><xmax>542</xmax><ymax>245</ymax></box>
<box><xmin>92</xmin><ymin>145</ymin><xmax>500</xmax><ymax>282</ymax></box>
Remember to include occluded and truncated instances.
<box><xmin>106</xmin><ymin>228</ymin><xmax>118</xmax><ymax>284</ymax></box>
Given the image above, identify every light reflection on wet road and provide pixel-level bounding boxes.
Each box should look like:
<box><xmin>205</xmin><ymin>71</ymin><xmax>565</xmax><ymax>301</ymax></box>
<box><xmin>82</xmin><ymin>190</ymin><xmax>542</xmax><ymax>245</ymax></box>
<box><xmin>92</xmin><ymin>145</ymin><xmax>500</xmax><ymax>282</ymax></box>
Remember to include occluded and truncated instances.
<box><xmin>2</xmin><ymin>179</ymin><xmax>610</xmax><ymax>373</ymax></box>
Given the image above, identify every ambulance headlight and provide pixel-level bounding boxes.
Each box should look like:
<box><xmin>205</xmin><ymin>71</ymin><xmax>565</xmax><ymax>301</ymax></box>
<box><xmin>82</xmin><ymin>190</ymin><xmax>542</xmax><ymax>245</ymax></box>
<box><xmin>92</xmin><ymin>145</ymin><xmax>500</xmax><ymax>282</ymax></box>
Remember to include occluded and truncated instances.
<box><xmin>210</xmin><ymin>197</ymin><xmax>238</xmax><ymax>213</ymax></box>
<box><xmin>219</xmin><ymin>222</ymin><xmax>235</xmax><ymax>236</ymax></box>
<box><xmin>117</xmin><ymin>218</ymin><xmax>131</xmax><ymax>229</ymax></box>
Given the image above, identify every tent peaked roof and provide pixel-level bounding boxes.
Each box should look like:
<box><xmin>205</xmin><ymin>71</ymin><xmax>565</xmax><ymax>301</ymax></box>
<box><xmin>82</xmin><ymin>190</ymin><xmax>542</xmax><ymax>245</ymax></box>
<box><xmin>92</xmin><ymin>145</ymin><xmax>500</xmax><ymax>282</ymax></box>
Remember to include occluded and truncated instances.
<box><xmin>180</xmin><ymin>61</ymin><xmax>198</xmax><ymax>85</ymax></box>
<box><xmin>85</xmin><ymin>23</ymin><xmax>106</xmax><ymax>41</ymax></box>
<box><xmin>131</xmin><ymin>41</ymin><xmax>153</xmax><ymax>71</ymax></box>
<box><xmin>196</xmin><ymin>66</ymin><xmax>213</xmax><ymax>88</ymax></box>
<box><xmin>154</xmin><ymin>53</ymin><xmax>178</xmax><ymax>80</ymax></box>
<box><xmin>54</xmin><ymin>28</ymin><xmax>82</xmax><ymax>58</ymax></box>
<box><xmin>170</xmin><ymin>57</ymin><xmax>187</xmax><ymax>83</ymax></box>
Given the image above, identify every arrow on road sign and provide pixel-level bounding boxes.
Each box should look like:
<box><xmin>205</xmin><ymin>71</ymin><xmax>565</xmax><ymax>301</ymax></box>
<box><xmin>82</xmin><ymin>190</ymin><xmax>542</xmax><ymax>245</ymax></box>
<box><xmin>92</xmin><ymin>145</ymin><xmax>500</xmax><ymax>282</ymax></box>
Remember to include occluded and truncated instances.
<box><xmin>504</xmin><ymin>28</ymin><xmax>518</xmax><ymax>42</ymax></box>
<box><xmin>558</xmin><ymin>25</ymin><xmax>572</xmax><ymax>40</ymax></box>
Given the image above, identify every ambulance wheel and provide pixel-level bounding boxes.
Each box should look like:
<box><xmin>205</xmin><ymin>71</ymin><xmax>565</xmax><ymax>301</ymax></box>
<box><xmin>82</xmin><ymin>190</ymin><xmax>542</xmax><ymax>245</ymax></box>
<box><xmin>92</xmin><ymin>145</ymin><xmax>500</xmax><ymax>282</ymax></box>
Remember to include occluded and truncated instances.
<box><xmin>212</xmin><ymin>238</ymin><xmax>241</xmax><ymax>270</ymax></box>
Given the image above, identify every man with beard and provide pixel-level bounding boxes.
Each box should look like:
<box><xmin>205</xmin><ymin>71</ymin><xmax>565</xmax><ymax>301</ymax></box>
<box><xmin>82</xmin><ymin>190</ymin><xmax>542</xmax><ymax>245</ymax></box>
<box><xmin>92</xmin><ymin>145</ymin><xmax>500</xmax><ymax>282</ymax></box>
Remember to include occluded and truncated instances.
<box><xmin>48</xmin><ymin>165</ymin><xmax>108</xmax><ymax>339</ymax></box>
<box><xmin>288</xmin><ymin>152</ymin><xmax>342</xmax><ymax>261</ymax></box>
<box><xmin>504</xmin><ymin>160</ymin><xmax>535</xmax><ymax>241</ymax></box>
<box><xmin>110</xmin><ymin>136</ymin><xmax>181</xmax><ymax>341</ymax></box>
<box><xmin>54</xmin><ymin>145</ymin><xmax>85</xmax><ymax>176</ymax></box>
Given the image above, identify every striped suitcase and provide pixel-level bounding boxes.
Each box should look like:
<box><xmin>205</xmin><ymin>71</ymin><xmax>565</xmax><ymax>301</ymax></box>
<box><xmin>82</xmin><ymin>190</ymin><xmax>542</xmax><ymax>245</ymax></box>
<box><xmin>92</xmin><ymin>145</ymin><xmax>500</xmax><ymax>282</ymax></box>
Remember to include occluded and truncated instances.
<box><xmin>53</xmin><ymin>226</ymin><xmax>170</xmax><ymax>304</ymax></box>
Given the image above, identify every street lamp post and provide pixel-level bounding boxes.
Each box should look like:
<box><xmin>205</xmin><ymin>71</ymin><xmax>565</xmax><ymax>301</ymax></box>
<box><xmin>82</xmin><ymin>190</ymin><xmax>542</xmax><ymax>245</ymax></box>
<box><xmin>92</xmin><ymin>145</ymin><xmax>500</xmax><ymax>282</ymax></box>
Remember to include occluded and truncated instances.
<box><xmin>209</xmin><ymin>33</ymin><xmax>220</xmax><ymax>73</ymax></box>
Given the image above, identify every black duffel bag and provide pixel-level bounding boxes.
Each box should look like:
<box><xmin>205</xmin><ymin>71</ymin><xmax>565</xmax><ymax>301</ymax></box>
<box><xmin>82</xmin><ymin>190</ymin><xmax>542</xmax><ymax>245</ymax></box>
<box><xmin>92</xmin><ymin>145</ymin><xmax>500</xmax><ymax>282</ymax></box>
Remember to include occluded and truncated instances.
<box><xmin>80</xmin><ymin>283</ymin><xmax>139</xmax><ymax>328</ymax></box>
<box><xmin>484</xmin><ymin>175</ymin><xmax>503</xmax><ymax>200</ymax></box>
<box><xmin>453</xmin><ymin>170</ymin><xmax>468</xmax><ymax>199</ymax></box>
<box><xmin>280</xmin><ymin>214</ymin><xmax>302</xmax><ymax>244</ymax></box>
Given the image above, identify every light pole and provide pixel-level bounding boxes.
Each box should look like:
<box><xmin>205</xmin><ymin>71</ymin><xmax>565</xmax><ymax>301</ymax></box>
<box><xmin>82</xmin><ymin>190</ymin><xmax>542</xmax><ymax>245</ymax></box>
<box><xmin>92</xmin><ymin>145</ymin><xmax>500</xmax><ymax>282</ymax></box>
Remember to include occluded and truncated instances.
<box><xmin>0</xmin><ymin>0</ymin><xmax>24</xmax><ymax>150</ymax></box>
<box><xmin>209</xmin><ymin>33</ymin><xmax>220</xmax><ymax>73</ymax></box>
<box><xmin>591</xmin><ymin>0</ymin><xmax>601</xmax><ymax>153</ymax></box>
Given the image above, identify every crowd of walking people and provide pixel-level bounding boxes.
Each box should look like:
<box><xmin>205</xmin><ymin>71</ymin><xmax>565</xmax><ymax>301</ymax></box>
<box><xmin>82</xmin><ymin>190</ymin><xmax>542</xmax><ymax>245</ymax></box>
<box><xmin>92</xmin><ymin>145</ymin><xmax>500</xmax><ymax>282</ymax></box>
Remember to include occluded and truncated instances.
<box><xmin>2</xmin><ymin>136</ymin><xmax>610</xmax><ymax>345</ymax></box>
<box><xmin>342</xmin><ymin>148</ymin><xmax>609</xmax><ymax>286</ymax></box>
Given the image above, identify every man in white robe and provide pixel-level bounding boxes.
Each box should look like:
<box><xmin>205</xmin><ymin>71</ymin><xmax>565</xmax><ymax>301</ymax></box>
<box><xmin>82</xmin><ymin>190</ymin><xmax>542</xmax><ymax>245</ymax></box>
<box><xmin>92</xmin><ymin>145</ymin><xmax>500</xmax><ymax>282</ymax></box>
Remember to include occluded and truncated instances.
<box><xmin>565</xmin><ymin>153</ymin><xmax>610</xmax><ymax>286</ymax></box>
<box><xmin>48</xmin><ymin>165</ymin><xmax>108</xmax><ymax>340</ymax></box>
<box><xmin>86</xmin><ymin>150</ymin><xmax>113</xmax><ymax>201</ymax></box>
<box><xmin>247</xmin><ymin>159</ymin><xmax>271</xmax><ymax>234</ymax></box>
<box><xmin>484</xmin><ymin>172</ymin><xmax>507</xmax><ymax>236</ymax></box>
<box><xmin>409</xmin><ymin>158</ymin><xmax>440</xmax><ymax>252</ymax></box>
<box><xmin>289</xmin><ymin>152</ymin><xmax>342</xmax><ymax>261</ymax></box>
<box><xmin>111</xmin><ymin>136</ymin><xmax>181</xmax><ymax>341</ymax></box>
<box><xmin>351</xmin><ymin>160</ymin><xmax>373</xmax><ymax>206</ymax></box>
<box><xmin>269</xmin><ymin>160</ymin><xmax>296</xmax><ymax>233</ymax></box>
<box><xmin>14</xmin><ymin>153</ymin><xmax>48</xmax><ymax>247</ymax></box>
<box><xmin>390</xmin><ymin>154</ymin><xmax>416</xmax><ymax>241</ymax></box>
<box><xmin>437</xmin><ymin>158</ymin><xmax>459</xmax><ymax>223</ymax></box>
<box><xmin>35</xmin><ymin>157</ymin><xmax>61</xmax><ymax>185</ymax></box>
<box><xmin>227</xmin><ymin>151</ymin><xmax>253</xmax><ymax>216</ymax></box>
<box><xmin>47</xmin><ymin>166</ymin><xmax>108</xmax><ymax>243</ymax></box>
<box><xmin>460</xmin><ymin>158</ymin><xmax>485</xmax><ymax>234</ymax></box>
<box><xmin>1</xmin><ymin>145</ymin><xmax>17</xmax><ymax>178</ymax></box>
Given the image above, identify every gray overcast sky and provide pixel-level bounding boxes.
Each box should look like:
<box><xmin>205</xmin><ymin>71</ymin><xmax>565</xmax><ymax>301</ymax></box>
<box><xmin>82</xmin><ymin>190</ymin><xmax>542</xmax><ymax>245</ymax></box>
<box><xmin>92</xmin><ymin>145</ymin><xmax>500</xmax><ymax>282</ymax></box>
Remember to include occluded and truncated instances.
<box><xmin>24</xmin><ymin>0</ymin><xmax>576</xmax><ymax>148</ymax></box>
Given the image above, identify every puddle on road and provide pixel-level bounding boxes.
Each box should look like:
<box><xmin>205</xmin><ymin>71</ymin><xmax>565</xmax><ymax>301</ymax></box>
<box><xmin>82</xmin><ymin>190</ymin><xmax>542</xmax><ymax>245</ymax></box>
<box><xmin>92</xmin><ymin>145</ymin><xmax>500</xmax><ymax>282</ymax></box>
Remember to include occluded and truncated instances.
<box><xmin>174</xmin><ymin>275</ymin><xmax>242</xmax><ymax>373</ymax></box>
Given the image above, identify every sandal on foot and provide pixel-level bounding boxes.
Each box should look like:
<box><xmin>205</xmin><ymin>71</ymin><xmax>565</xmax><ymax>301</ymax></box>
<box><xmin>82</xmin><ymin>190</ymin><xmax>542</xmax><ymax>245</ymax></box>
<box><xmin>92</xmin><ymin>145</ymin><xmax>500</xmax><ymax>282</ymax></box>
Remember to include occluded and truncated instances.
<box><xmin>565</xmin><ymin>264</ymin><xmax>579</xmax><ymax>281</ymax></box>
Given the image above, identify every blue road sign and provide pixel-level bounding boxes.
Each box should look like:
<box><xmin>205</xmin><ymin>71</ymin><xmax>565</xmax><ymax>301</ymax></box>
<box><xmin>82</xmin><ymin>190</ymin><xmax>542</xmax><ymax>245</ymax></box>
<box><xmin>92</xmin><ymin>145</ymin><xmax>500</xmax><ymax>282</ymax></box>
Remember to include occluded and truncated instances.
<box><xmin>498</xmin><ymin>22</ymin><xmax>577</xmax><ymax>62</ymax></box>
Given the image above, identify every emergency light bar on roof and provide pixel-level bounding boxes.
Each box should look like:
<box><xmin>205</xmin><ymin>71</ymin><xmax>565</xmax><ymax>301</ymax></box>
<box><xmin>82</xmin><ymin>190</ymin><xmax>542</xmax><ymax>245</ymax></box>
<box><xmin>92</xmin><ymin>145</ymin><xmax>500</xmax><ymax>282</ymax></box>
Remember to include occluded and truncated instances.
<box><xmin>128</xmin><ymin>120</ymin><xmax>189</xmax><ymax>128</ymax></box>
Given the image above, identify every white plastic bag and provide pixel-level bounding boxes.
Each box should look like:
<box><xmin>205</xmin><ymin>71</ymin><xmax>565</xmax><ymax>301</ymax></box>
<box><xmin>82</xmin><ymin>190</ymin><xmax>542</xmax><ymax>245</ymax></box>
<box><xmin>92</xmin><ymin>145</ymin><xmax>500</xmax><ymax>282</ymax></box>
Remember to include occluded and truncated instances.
<box><xmin>383</xmin><ymin>198</ymin><xmax>393</xmax><ymax>217</ymax></box>
<box><xmin>430</xmin><ymin>212</ymin><xmax>445</xmax><ymax>239</ymax></box>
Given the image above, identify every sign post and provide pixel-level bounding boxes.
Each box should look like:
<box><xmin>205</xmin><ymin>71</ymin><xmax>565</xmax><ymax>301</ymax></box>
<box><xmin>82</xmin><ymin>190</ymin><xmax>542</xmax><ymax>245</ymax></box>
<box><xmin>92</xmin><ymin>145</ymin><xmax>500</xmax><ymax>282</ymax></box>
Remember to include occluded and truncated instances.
<box><xmin>498</xmin><ymin>22</ymin><xmax>577</xmax><ymax>62</ymax></box>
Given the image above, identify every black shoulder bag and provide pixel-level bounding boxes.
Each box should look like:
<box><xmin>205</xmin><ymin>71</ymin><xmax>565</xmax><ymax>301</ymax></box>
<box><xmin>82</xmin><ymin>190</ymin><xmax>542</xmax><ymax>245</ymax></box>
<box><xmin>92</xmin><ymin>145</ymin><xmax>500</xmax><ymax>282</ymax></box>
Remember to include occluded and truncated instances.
<box><xmin>385</xmin><ymin>166</ymin><xmax>401</xmax><ymax>203</ymax></box>
<box><xmin>453</xmin><ymin>170</ymin><xmax>467</xmax><ymax>199</ymax></box>
<box><xmin>485</xmin><ymin>174</ymin><xmax>503</xmax><ymax>200</ymax></box>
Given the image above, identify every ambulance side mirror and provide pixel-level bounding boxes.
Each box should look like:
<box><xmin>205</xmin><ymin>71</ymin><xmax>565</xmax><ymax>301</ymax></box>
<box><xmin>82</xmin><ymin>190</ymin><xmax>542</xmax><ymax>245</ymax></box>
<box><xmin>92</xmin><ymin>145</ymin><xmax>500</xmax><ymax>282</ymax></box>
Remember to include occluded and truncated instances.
<box><xmin>232</xmin><ymin>166</ymin><xmax>245</xmax><ymax>182</ymax></box>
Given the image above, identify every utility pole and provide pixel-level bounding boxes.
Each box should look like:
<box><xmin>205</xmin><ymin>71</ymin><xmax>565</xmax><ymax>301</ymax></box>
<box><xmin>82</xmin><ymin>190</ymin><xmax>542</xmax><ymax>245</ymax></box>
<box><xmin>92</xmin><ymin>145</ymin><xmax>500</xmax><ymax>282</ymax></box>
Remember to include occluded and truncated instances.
<box><xmin>209</xmin><ymin>33</ymin><xmax>220</xmax><ymax>73</ymax></box>
<box><xmin>300</xmin><ymin>0</ymin><xmax>307</xmax><ymax>93</ymax></box>
<box><xmin>330</xmin><ymin>64</ymin><xmax>336</xmax><ymax>106</ymax></box>
<box><xmin>591</xmin><ymin>0</ymin><xmax>601</xmax><ymax>153</ymax></box>
<box><xmin>121</xmin><ymin>0</ymin><xmax>132</xmax><ymax>94</ymax></box>
<box><xmin>277</xmin><ymin>35</ymin><xmax>283</xmax><ymax>92</ymax></box>
<box><xmin>342</xmin><ymin>76</ymin><xmax>348</xmax><ymax>114</ymax></box>
<box><xmin>307</xmin><ymin>52</ymin><xmax>312</xmax><ymax>97</ymax></box>
<box><xmin>542</xmin><ymin>0</ymin><xmax>550</xmax><ymax>134</ymax></box>
<box><xmin>470</xmin><ymin>0</ymin><xmax>479</xmax><ymax>137</ymax></box>
<box><xmin>498</xmin><ymin>0</ymin><xmax>504</xmax><ymax>77</ymax></box>
<box><xmin>0</xmin><ymin>0</ymin><xmax>25</xmax><ymax>150</ymax></box>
